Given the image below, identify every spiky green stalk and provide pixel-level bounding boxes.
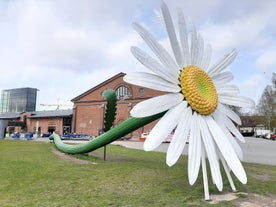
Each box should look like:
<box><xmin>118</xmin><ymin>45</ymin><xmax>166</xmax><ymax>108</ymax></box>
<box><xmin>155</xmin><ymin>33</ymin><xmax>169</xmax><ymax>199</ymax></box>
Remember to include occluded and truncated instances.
<box><xmin>102</xmin><ymin>90</ymin><xmax>117</xmax><ymax>132</ymax></box>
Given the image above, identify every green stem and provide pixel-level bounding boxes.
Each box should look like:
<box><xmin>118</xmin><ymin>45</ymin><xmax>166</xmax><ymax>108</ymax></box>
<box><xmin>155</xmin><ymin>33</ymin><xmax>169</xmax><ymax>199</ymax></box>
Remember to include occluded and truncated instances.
<box><xmin>49</xmin><ymin>112</ymin><xmax>165</xmax><ymax>154</ymax></box>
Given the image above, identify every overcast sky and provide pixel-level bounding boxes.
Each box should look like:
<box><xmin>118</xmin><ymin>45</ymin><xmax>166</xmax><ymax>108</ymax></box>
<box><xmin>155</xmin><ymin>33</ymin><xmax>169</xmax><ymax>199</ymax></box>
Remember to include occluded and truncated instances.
<box><xmin>0</xmin><ymin>0</ymin><xmax>275</xmax><ymax>111</ymax></box>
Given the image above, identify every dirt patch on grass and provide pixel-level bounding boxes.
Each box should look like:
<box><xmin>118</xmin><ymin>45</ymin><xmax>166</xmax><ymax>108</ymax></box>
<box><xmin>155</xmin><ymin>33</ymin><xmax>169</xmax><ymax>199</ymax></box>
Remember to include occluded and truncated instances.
<box><xmin>209</xmin><ymin>192</ymin><xmax>239</xmax><ymax>204</ymax></box>
<box><xmin>88</xmin><ymin>152</ymin><xmax>129</xmax><ymax>162</ymax></box>
<box><xmin>208</xmin><ymin>192</ymin><xmax>276</xmax><ymax>206</ymax></box>
<box><xmin>249</xmin><ymin>173</ymin><xmax>273</xmax><ymax>182</ymax></box>
<box><xmin>235</xmin><ymin>193</ymin><xmax>276</xmax><ymax>207</ymax></box>
<box><xmin>52</xmin><ymin>148</ymin><xmax>97</xmax><ymax>165</ymax></box>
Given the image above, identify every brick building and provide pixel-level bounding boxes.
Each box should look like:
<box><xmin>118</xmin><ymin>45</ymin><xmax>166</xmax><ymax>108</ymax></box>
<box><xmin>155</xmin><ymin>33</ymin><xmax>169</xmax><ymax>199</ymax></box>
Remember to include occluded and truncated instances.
<box><xmin>0</xmin><ymin>72</ymin><xmax>164</xmax><ymax>139</ymax></box>
<box><xmin>0</xmin><ymin>110</ymin><xmax>72</xmax><ymax>138</ymax></box>
<box><xmin>71</xmin><ymin>72</ymin><xmax>165</xmax><ymax>139</ymax></box>
<box><xmin>26</xmin><ymin>110</ymin><xmax>72</xmax><ymax>135</ymax></box>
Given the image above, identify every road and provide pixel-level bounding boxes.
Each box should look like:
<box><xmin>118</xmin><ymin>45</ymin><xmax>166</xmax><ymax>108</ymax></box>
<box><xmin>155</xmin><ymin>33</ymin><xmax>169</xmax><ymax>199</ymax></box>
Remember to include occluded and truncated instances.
<box><xmin>37</xmin><ymin>136</ymin><xmax>276</xmax><ymax>166</ymax></box>
<box><xmin>112</xmin><ymin>137</ymin><xmax>276</xmax><ymax>166</ymax></box>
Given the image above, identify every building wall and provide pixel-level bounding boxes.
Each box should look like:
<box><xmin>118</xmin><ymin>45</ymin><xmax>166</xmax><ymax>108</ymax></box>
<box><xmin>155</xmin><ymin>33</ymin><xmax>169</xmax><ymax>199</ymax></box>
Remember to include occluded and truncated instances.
<box><xmin>73</xmin><ymin>101</ymin><xmax>160</xmax><ymax>138</ymax></box>
<box><xmin>73</xmin><ymin>103</ymin><xmax>105</xmax><ymax>135</ymax></box>
<box><xmin>5</xmin><ymin>113</ymin><xmax>67</xmax><ymax>136</ymax></box>
<box><xmin>72</xmin><ymin>73</ymin><xmax>165</xmax><ymax>138</ymax></box>
<box><xmin>28</xmin><ymin>117</ymin><xmax>64</xmax><ymax>135</ymax></box>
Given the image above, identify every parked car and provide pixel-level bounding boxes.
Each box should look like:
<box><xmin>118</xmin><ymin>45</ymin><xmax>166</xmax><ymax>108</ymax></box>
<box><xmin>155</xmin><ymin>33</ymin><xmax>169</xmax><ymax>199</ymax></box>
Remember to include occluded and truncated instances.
<box><xmin>269</xmin><ymin>133</ymin><xmax>276</xmax><ymax>141</ymax></box>
<box><xmin>255</xmin><ymin>129</ymin><xmax>271</xmax><ymax>138</ymax></box>
<box><xmin>163</xmin><ymin>134</ymin><xmax>190</xmax><ymax>143</ymax></box>
<box><xmin>139</xmin><ymin>133</ymin><xmax>148</xmax><ymax>141</ymax></box>
<box><xmin>264</xmin><ymin>133</ymin><xmax>276</xmax><ymax>140</ymax></box>
<box><xmin>163</xmin><ymin>134</ymin><xmax>173</xmax><ymax>143</ymax></box>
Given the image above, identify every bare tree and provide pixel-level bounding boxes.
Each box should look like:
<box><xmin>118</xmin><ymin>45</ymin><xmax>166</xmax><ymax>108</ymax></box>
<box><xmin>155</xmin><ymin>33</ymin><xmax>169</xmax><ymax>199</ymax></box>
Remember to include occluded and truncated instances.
<box><xmin>257</xmin><ymin>73</ymin><xmax>276</xmax><ymax>130</ymax></box>
<box><xmin>272</xmin><ymin>73</ymin><xmax>276</xmax><ymax>88</ymax></box>
<box><xmin>272</xmin><ymin>73</ymin><xmax>276</xmax><ymax>105</ymax></box>
<box><xmin>270</xmin><ymin>73</ymin><xmax>276</xmax><ymax>117</ymax></box>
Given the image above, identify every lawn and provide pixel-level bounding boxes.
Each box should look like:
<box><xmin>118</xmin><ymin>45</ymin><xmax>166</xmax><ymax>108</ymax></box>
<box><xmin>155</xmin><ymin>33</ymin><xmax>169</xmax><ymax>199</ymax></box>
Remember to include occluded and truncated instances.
<box><xmin>0</xmin><ymin>139</ymin><xmax>275</xmax><ymax>207</ymax></box>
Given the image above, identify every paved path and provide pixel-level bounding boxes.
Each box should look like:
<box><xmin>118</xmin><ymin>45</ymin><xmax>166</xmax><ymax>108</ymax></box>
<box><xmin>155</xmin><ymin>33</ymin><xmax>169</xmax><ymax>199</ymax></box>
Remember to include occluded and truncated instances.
<box><xmin>239</xmin><ymin>137</ymin><xmax>276</xmax><ymax>166</ymax></box>
<box><xmin>35</xmin><ymin>136</ymin><xmax>276</xmax><ymax>166</ymax></box>
<box><xmin>113</xmin><ymin>137</ymin><xmax>276</xmax><ymax>166</ymax></box>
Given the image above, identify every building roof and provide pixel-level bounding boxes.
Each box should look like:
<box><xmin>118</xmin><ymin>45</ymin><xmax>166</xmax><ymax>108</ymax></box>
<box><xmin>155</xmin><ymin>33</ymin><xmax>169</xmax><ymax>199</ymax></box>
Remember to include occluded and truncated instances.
<box><xmin>28</xmin><ymin>109</ymin><xmax>73</xmax><ymax>118</ymax></box>
<box><xmin>1</xmin><ymin>87</ymin><xmax>38</xmax><ymax>91</ymax></box>
<box><xmin>0</xmin><ymin>109</ymin><xmax>73</xmax><ymax>120</ymax></box>
<box><xmin>0</xmin><ymin>112</ymin><xmax>21</xmax><ymax>119</ymax></box>
<box><xmin>71</xmin><ymin>72</ymin><xmax>125</xmax><ymax>102</ymax></box>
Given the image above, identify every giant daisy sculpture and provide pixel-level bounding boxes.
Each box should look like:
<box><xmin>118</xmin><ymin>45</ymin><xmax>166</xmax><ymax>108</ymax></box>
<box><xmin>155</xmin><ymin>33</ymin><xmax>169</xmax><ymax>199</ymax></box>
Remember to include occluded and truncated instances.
<box><xmin>124</xmin><ymin>2</ymin><xmax>255</xmax><ymax>200</ymax></box>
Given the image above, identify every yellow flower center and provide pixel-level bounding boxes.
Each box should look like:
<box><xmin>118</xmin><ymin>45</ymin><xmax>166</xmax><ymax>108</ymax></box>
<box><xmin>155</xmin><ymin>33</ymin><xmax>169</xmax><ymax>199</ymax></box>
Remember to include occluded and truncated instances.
<box><xmin>180</xmin><ymin>65</ymin><xmax>218</xmax><ymax>115</ymax></box>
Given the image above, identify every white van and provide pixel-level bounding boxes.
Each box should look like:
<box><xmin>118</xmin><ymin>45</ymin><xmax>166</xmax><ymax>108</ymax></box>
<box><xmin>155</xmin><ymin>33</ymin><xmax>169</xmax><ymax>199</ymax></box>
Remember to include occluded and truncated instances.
<box><xmin>255</xmin><ymin>129</ymin><xmax>271</xmax><ymax>138</ymax></box>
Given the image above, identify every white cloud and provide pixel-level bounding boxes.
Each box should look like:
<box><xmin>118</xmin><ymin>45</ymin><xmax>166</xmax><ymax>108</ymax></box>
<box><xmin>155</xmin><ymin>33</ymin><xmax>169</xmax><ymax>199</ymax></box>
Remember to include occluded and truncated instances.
<box><xmin>240</xmin><ymin>74</ymin><xmax>266</xmax><ymax>102</ymax></box>
<box><xmin>256</xmin><ymin>50</ymin><xmax>276</xmax><ymax>72</ymax></box>
<box><xmin>0</xmin><ymin>0</ymin><xmax>275</xmax><ymax>110</ymax></box>
<box><xmin>199</xmin><ymin>9</ymin><xmax>275</xmax><ymax>59</ymax></box>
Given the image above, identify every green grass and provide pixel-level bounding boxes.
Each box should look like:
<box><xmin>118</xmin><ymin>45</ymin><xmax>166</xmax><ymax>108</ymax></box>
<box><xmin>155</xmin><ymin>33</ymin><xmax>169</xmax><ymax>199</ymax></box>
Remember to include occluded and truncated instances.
<box><xmin>0</xmin><ymin>139</ymin><xmax>275</xmax><ymax>207</ymax></box>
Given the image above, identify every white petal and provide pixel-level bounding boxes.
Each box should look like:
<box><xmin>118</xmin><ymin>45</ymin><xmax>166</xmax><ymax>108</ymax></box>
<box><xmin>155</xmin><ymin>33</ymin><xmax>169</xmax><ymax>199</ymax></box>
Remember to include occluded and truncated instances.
<box><xmin>132</xmin><ymin>23</ymin><xmax>179</xmax><ymax>76</ymax></box>
<box><xmin>226</xmin><ymin>132</ymin><xmax>243</xmax><ymax>160</ymax></box>
<box><xmin>217</xmin><ymin>84</ymin><xmax>240</xmax><ymax>96</ymax></box>
<box><xmin>124</xmin><ymin>72</ymin><xmax>180</xmax><ymax>93</ymax></box>
<box><xmin>195</xmin><ymin>34</ymin><xmax>204</xmax><ymax>67</ymax></box>
<box><xmin>213</xmin><ymin>110</ymin><xmax>245</xmax><ymax>142</ymax></box>
<box><xmin>161</xmin><ymin>2</ymin><xmax>183</xmax><ymax>67</ymax></box>
<box><xmin>144</xmin><ymin>102</ymin><xmax>184</xmax><ymax>151</ymax></box>
<box><xmin>212</xmin><ymin>71</ymin><xmax>234</xmax><ymax>86</ymax></box>
<box><xmin>131</xmin><ymin>93</ymin><xmax>183</xmax><ymax>118</ymax></box>
<box><xmin>131</xmin><ymin>47</ymin><xmax>178</xmax><ymax>84</ymax></box>
<box><xmin>213</xmin><ymin>114</ymin><xmax>243</xmax><ymax>159</ymax></box>
<box><xmin>188</xmin><ymin>112</ymin><xmax>202</xmax><ymax>185</ymax></box>
<box><xmin>178</xmin><ymin>10</ymin><xmax>190</xmax><ymax>66</ymax></box>
<box><xmin>198</xmin><ymin>115</ymin><xmax>222</xmax><ymax>191</ymax></box>
<box><xmin>217</xmin><ymin>103</ymin><xmax>241</xmax><ymax>125</ymax></box>
<box><xmin>201</xmin><ymin>43</ymin><xmax>212</xmax><ymax>71</ymax></box>
<box><xmin>206</xmin><ymin>117</ymin><xmax>247</xmax><ymax>184</ymax></box>
<box><xmin>219</xmin><ymin>95</ymin><xmax>255</xmax><ymax>108</ymax></box>
<box><xmin>166</xmin><ymin>103</ymin><xmax>191</xmax><ymax>166</ymax></box>
<box><xmin>190</xmin><ymin>23</ymin><xmax>198</xmax><ymax>65</ymax></box>
<box><xmin>218</xmin><ymin>152</ymin><xmax>238</xmax><ymax>192</ymax></box>
<box><xmin>208</xmin><ymin>49</ymin><xmax>237</xmax><ymax>77</ymax></box>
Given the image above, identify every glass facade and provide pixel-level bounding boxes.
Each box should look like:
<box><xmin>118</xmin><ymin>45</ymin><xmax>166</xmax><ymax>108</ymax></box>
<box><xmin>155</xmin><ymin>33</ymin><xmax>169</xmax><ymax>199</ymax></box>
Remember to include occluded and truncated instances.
<box><xmin>0</xmin><ymin>88</ymin><xmax>37</xmax><ymax>113</ymax></box>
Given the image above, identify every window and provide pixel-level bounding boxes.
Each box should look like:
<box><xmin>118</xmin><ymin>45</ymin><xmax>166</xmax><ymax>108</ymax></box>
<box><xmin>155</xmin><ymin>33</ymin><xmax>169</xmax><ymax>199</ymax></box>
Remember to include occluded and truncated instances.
<box><xmin>115</xmin><ymin>86</ymin><xmax>131</xmax><ymax>100</ymax></box>
<box><xmin>8</xmin><ymin>127</ymin><xmax>15</xmax><ymax>134</ymax></box>
<box><xmin>139</xmin><ymin>88</ymin><xmax>145</xmax><ymax>95</ymax></box>
<box><xmin>33</xmin><ymin>126</ymin><xmax>41</xmax><ymax>133</ymax></box>
<box><xmin>48</xmin><ymin>126</ymin><xmax>56</xmax><ymax>133</ymax></box>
